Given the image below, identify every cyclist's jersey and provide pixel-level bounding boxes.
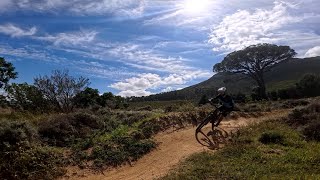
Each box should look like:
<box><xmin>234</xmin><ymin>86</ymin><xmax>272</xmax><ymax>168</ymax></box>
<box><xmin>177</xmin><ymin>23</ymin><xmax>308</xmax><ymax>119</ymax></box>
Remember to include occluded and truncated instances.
<box><xmin>215</xmin><ymin>94</ymin><xmax>234</xmax><ymax>109</ymax></box>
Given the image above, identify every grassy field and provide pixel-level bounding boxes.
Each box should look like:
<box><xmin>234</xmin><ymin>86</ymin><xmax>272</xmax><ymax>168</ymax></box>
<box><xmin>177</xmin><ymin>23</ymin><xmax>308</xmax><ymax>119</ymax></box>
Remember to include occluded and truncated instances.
<box><xmin>162</xmin><ymin>102</ymin><xmax>320</xmax><ymax>179</ymax></box>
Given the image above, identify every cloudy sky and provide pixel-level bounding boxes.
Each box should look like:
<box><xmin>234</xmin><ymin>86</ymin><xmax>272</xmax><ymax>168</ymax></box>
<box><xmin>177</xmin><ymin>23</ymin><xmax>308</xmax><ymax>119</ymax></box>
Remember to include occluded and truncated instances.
<box><xmin>0</xmin><ymin>0</ymin><xmax>319</xmax><ymax>96</ymax></box>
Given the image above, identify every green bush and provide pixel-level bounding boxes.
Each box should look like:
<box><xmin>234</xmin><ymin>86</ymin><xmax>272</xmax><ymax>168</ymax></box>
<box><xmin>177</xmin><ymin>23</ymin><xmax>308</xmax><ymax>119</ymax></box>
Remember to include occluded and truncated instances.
<box><xmin>90</xmin><ymin>136</ymin><xmax>156</xmax><ymax>168</ymax></box>
<box><xmin>139</xmin><ymin>121</ymin><xmax>162</xmax><ymax>138</ymax></box>
<box><xmin>137</xmin><ymin>105</ymin><xmax>152</xmax><ymax>111</ymax></box>
<box><xmin>285</xmin><ymin>102</ymin><xmax>320</xmax><ymax>142</ymax></box>
<box><xmin>0</xmin><ymin>119</ymin><xmax>65</xmax><ymax>179</ymax></box>
<box><xmin>259</xmin><ymin>131</ymin><xmax>284</xmax><ymax>144</ymax></box>
<box><xmin>38</xmin><ymin>113</ymin><xmax>101</xmax><ymax>147</ymax></box>
<box><xmin>0</xmin><ymin>119</ymin><xmax>37</xmax><ymax>149</ymax></box>
<box><xmin>115</xmin><ymin>112</ymin><xmax>149</xmax><ymax>126</ymax></box>
<box><xmin>303</xmin><ymin>121</ymin><xmax>320</xmax><ymax>141</ymax></box>
<box><xmin>268</xmin><ymin>91</ymin><xmax>278</xmax><ymax>101</ymax></box>
<box><xmin>0</xmin><ymin>145</ymin><xmax>66</xmax><ymax>180</ymax></box>
<box><xmin>91</xmin><ymin>142</ymin><xmax>130</xmax><ymax>167</ymax></box>
<box><xmin>73</xmin><ymin>113</ymin><xmax>101</xmax><ymax>128</ymax></box>
<box><xmin>296</xmin><ymin>74</ymin><xmax>320</xmax><ymax>98</ymax></box>
<box><xmin>287</xmin><ymin>103</ymin><xmax>320</xmax><ymax>126</ymax></box>
<box><xmin>164</xmin><ymin>105</ymin><xmax>175</xmax><ymax>113</ymax></box>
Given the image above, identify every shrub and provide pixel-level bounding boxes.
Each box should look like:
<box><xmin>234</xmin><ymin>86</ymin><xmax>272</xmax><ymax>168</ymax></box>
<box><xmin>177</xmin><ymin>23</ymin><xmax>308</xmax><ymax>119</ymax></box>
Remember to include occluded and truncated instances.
<box><xmin>91</xmin><ymin>142</ymin><xmax>130</xmax><ymax>167</ymax></box>
<box><xmin>0</xmin><ymin>119</ymin><xmax>65</xmax><ymax>179</ymax></box>
<box><xmin>258</xmin><ymin>131</ymin><xmax>284</xmax><ymax>144</ymax></box>
<box><xmin>198</xmin><ymin>95</ymin><xmax>209</xmax><ymax>106</ymax></box>
<box><xmin>268</xmin><ymin>91</ymin><xmax>278</xmax><ymax>101</ymax></box>
<box><xmin>278</xmin><ymin>87</ymin><xmax>300</xmax><ymax>100</ymax></box>
<box><xmin>296</xmin><ymin>74</ymin><xmax>320</xmax><ymax>97</ymax></box>
<box><xmin>137</xmin><ymin>105</ymin><xmax>152</xmax><ymax>111</ymax></box>
<box><xmin>165</xmin><ymin>105</ymin><xmax>175</xmax><ymax>113</ymax></box>
<box><xmin>281</xmin><ymin>99</ymin><xmax>310</xmax><ymax>108</ymax></box>
<box><xmin>0</xmin><ymin>145</ymin><xmax>66</xmax><ymax>180</ymax></box>
<box><xmin>139</xmin><ymin>121</ymin><xmax>162</xmax><ymax>138</ymax></box>
<box><xmin>115</xmin><ymin>112</ymin><xmax>149</xmax><ymax>126</ymax></box>
<box><xmin>287</xmin><ymin>103</ymin><xmax>320</xmax><ymax>126</ymax></box>
<box><xmin>0</xmin><ymin>119</ymin><xmax>37</xmax><ymax>149</ymax></box>
<box><xmin>38</xmin><ymin>113</ymin><xmax>101</xmax><ymax>147</ymax></box>
<box><xmin>242</xmin><ymin>104</ymin><xmax>262</xmax><ymax>112</ymax></box>
<box><xmin>233</xmin><ymin>92</ymin><xmax>247</xmax><ymax>103</ymax></box>
<box><xmin>303</xmin><ymin>121</ymin><xmax>320</xmax><ymax>141</ymax></box>
<box><xmin>73</xmin><ymin>113</ymin><xmax>101</xmax><ymax>128</ymax></box>
<box><xmin>90</xmin><ymin>135</ymin><xmax>156</xmax><ymax>168</ymax></box>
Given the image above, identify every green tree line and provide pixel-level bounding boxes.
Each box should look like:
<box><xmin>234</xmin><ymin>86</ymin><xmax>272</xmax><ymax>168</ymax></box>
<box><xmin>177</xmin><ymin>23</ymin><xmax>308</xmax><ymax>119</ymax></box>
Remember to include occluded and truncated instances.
<box><xmin>0</xmin><ymin>57</ymin><xmax>127</xmax><ymax>113</ymax></box>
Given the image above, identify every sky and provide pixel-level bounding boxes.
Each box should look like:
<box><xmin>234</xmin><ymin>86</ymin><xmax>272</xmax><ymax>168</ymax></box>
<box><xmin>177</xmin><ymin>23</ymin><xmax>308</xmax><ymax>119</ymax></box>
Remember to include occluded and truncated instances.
<box><xmin>0</xmin><ymin>0</ymin><xmax>320</xmax><ymax>97</ymax></box>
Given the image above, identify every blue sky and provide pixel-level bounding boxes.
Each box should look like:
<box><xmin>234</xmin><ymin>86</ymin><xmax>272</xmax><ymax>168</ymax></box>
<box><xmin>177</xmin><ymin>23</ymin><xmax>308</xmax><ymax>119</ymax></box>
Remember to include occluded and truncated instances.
<box><xmin>0</xmin><ymin>0</ymin><xmax>320</xmax><ymax>96</ymax></box>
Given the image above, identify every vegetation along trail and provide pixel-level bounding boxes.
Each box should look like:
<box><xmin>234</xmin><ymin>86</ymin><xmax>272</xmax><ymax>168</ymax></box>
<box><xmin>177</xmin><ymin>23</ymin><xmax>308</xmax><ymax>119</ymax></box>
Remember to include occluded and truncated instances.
<box><xmin>65</xmin><ymin>110</ymin><xmax>289</xmax><ymax>180</ymax></box>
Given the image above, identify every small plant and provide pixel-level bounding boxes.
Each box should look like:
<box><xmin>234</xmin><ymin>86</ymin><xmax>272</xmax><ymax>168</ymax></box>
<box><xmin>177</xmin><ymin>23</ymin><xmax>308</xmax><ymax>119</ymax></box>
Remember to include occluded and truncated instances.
<box><xmin>259</xmin><ymin>131</ymin><xmax>284</xmax><ymax>144</ymax></box>
<box><xmin>303</xmin><ymin>121</ymin><xmax>320</xmax><ymax>141</ymax></box>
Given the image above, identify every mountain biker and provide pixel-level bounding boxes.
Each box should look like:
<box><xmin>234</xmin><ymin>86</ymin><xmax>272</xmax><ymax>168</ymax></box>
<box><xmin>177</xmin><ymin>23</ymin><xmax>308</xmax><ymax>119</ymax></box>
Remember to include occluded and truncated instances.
<box><xmin>209</xmin><ymin>87</ymin><xmax>235</xmax><ymax>124</ymax></box>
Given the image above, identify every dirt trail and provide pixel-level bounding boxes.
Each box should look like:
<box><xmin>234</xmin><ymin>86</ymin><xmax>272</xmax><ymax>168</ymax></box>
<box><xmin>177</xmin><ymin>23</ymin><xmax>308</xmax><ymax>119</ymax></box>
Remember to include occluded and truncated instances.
<box><xmin>64</xmin><ymin>111</ymin><xmax>288</xmax><ymax>180</ymax></box>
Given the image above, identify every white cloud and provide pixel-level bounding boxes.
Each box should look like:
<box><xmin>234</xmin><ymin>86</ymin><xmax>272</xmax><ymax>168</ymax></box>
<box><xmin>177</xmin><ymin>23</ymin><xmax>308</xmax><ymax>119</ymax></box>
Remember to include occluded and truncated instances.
<box><xmin>110</xmin><ymin>73</ymin><xmax>162</xmax><ymax>92</ymax></box>
<box><xmin>108</xmin><ymin>44</ymin><xmax>193</xmax><ymax>74</ymax></box>
<box><xmin>305</xmin><ymin>46</ymin><xmax>320</xmax><ymax>57</ymax></box>
<box><xmin>110</xmin><ymin>71</ymin><xmax>211</xmax><ymax>97</ymax></box>
<box><xmin>70</xmin><ymin>0</ymin><xmax>145</xmax><ymax>17</ymax></box>
<box><xmin>0</xmin><ymin>24</ymin><xmax>37</xmax><ymax>37</ymax></box>
<box><xmin>77</xmin><ymin>66</ymin><xmax>137</xmax><ymax>80</ymax></box>
<box><xmin>118</xmin><ymin>89</ymin><xmax>152</xmax><ymax>97</ymax></box>
<box><xmin>0</xmin><ymin>44</ymin><xmax>61</xmax><ymax>63</ymax></box>
<box><xmin>208</xmin><ymin>1</ymin><xmax>320</xmax><ymax>56</ymax></box>
<box><xmin>0</xmin><ymin>44</ymin><xmax>136</xmax><ymax>80</ymax></box>
<box><xmin>0</xmin><ymin>0</ymin><xmax>144</xmax><ymax>16</ymax></box>
<box><xmin>208</xmin><ymin>2</ymin><xmax>303</xmax><ymax>52</ymax></box>
<box><xmin>161</xmin><ymin>86</ymin><xmax>174</xmax><ymax>93</ymax></box>
<box><xmin>36</xmin><ymin>30</ymin><xmax>97</xmax><ymax>46</ymax></box>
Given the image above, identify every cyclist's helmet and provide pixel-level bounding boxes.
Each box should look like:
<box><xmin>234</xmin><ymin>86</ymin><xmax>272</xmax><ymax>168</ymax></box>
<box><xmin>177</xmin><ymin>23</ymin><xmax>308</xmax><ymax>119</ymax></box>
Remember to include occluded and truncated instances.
<box><xmin>217</xmin><ymin>87</ymin><xmax>227</xmax><ymax>95</ymax></box>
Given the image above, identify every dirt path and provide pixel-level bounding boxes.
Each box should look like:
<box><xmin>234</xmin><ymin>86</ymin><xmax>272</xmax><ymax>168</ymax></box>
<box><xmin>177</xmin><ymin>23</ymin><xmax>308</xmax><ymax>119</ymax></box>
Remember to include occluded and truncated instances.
<box><xmin>63</xmin><ymin>111</ymin><xmax>288</xmax><ymax>180</ymax></box>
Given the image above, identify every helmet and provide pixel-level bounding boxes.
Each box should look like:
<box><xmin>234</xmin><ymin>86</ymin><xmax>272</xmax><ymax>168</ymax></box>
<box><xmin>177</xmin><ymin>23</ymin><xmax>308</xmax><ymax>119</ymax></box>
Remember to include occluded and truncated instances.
<box><xmin>217</xmin><ymin>87</ymin><xmax>226</xmax><ymax>94</ymax></box>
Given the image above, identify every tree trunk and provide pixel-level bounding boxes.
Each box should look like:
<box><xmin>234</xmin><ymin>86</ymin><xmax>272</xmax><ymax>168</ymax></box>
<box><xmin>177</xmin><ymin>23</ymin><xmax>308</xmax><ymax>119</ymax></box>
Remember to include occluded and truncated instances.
<box><xmin>249</xmin><ymin>71</ymin><xmax>267</xmax><ymax>100</ymax></box>
<box><xmin>258</xmin><ymin>81</ymin><xmax>267</xmax><ymax>99</ymax></box>
<box><xmin>256</xmin><ymin>71</ymin><xmax>267</xmax><ymax>99</ymax></box>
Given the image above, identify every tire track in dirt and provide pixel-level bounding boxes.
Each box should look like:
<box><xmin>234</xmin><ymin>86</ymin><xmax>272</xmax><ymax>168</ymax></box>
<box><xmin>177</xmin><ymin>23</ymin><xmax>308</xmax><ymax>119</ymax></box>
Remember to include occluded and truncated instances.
<box><xmin>63</xmin><ymin>111</ymin><xmax>289</xmax><ymax>180</ymax></box>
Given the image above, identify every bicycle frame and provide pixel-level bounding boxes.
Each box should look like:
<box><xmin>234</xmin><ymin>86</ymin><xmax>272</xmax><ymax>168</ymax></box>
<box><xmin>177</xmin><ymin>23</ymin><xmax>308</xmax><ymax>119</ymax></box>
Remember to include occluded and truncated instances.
<box><xmin>195</xmin><ymin>104</ymin><xmax>225</xmax><ymax>147</ymax></box>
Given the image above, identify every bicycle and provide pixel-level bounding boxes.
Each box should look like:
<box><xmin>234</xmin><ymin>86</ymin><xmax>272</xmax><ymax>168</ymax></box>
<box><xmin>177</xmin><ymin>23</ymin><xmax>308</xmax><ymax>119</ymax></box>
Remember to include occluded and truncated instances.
<box><xmin>195</xmin><ymin>104</ymin><xmax>229</xmax><ymax>148</ymax></box>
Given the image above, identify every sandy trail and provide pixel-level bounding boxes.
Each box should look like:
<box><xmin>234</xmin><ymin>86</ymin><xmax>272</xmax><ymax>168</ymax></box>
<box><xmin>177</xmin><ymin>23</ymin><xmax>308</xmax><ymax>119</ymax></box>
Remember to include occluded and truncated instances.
<box><xmin>64</xmin><ymin>111</ymin><xmax>288</xmax><ymax>180</ymax></box>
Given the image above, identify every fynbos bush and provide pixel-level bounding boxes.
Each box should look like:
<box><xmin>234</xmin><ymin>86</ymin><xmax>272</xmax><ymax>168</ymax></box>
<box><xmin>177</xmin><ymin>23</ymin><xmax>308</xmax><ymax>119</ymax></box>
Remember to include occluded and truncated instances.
<box><xmin>259</xmin><ymin>131</ymin><xmax>284</xmax><ymax>144</ymax></box>
<box><xmin>0</xmin><ymin>119</ymin><xmax>65</xmax><ymax>179</ymax></box>
<box><xmin>38</xmin><ymin>113</ymin><xmax>101</xmax><ymax>147</ymax></box>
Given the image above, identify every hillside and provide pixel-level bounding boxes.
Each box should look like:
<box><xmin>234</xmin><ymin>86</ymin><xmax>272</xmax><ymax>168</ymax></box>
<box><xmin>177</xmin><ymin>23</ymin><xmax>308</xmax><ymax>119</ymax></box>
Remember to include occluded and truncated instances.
<box><xmin>134</xmin><ymin>57</ymin><xmax>320</xmax><ymax>101</ymax></box>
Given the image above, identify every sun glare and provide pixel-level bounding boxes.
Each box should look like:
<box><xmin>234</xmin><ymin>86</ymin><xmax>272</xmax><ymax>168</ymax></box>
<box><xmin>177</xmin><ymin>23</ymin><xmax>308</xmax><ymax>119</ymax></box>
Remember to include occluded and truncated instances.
<box><xmin>182</xmin><ymin>0</ymin><xmax>211</xmax><ymax>15</ymax></box>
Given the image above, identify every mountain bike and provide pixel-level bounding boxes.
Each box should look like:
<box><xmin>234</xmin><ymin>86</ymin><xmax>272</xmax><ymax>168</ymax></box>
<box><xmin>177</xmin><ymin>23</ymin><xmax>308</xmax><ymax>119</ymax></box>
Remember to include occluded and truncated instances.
<box><xmin>195</xmin><ymin>104</ymin><xmax>229</xmax><ymax>148</ymax></box>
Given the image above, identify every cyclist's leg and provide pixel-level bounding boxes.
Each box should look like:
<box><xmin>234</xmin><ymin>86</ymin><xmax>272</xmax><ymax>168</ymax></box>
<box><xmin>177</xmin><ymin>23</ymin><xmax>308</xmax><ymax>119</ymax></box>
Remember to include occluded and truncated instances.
<box><xmin>214</xmin><ymin>113</ymin><xmax>224</xmax><ymax>127</ymax></box>
<box><xmin>213</xmin><ymin>106</ymin><xmax>228</xmax><ymax>127</ymax></box>
<box><xmin>209</xmin><ymin>108</ymin><xmax>220</xmax><ymax>124</ymax></box>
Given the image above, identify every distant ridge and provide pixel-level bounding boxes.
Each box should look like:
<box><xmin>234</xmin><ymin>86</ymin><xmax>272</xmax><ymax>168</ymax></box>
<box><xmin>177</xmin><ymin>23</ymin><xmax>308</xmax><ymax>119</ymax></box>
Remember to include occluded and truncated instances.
<box><xmin>134</xmin><ymin>57</ymin><xmax>320</xmax><ymax>101</ymax></box>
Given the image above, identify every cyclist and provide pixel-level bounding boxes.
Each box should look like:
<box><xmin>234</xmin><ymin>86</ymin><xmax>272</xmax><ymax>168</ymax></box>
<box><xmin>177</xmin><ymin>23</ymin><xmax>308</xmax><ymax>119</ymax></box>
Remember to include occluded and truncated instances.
<box><xmin>209</xmin><ymin>87</ymin><xmax>235</xmax><ymax>125</ymax></box>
